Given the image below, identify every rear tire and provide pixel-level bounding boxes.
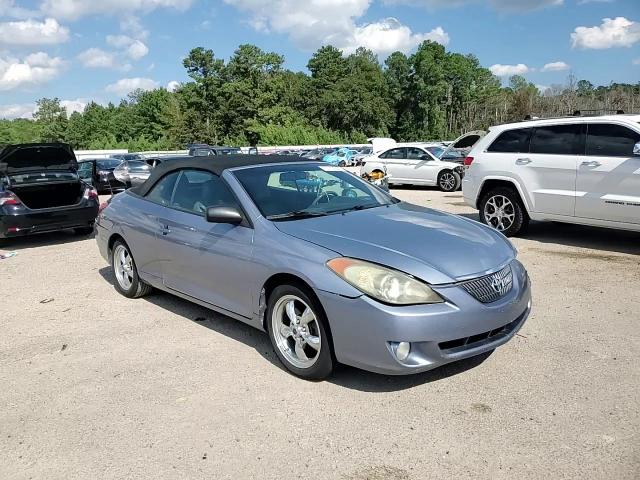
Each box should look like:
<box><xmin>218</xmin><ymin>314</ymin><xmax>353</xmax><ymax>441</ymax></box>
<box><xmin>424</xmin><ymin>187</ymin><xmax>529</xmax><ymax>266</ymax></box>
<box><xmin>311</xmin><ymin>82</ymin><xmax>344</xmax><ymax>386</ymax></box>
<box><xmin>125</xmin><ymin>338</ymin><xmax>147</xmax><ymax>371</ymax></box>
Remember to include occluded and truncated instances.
<box><xmin>479</xmin><ymin>187</ymin><xmax>529</xmax><ymax>237</ymax></box>
<box><xmin>437</xmin><ymin>170</ymin><xmax>461</xmax><ymax>192</ymax></box>
<box><xmin>111</xmin><ymin>240</ymin><xmax>152</xmax><ymax>298</ymax></box>
<box><xmin>267</xmin><ymin>284</ymin><xmax>334</xmax><ymax>380</ymax></box>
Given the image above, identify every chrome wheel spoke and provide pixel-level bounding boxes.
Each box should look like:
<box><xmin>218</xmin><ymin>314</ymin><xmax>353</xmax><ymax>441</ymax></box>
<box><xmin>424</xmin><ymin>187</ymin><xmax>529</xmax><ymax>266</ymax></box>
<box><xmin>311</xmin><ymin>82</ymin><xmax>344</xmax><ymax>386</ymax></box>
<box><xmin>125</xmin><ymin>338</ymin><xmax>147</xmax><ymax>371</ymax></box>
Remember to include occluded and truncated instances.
<box><xmin>294</xmin><ymin>341</ymin><xmax>308</xmax><ymax>361</ymax></box>
<box><xmin>280</xmin><ymin>324</ymin><xmax>293</xmax><ymax>339</ymax></box>
<box><xmin>285</xmin><ymin>300</ymin><xmax>297</xmax><ymax>324</ymax></box>
<box><xmin>299</xmin><ymin>307</ymin><xmax>314</xmax><ymax>325</ymax></box>
<box><xmin>304</xmin><ymin>334</ymin><xmax>320</xmax><ymax>350</ymax></box>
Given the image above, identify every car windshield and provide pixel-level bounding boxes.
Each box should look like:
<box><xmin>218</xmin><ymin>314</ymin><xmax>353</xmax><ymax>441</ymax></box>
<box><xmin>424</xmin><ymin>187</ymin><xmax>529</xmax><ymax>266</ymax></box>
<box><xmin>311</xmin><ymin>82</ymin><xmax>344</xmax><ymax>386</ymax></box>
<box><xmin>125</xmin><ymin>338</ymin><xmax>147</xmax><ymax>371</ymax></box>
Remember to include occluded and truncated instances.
<box><xmin>97</xmin><ymin>159</ymin><xmax>122</xmax><ymax>169</ymax></box>
<box><xmin>126</xmin><ymin>161</ymin><xmax>152</xmax><ymax>173</ymax></box>
<box><xmin>233</xmin><ymin>163</ymin><xmax>397</xmax><ymax>220</ymax></box>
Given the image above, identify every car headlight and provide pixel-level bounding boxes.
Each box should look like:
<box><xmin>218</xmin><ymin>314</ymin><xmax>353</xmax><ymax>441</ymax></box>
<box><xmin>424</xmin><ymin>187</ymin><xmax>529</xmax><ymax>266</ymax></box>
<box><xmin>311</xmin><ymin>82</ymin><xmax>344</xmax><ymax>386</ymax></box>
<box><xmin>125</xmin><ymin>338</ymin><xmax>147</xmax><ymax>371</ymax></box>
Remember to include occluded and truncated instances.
<box><xmin>327</xmin><ymin>258</ymin><xmax>443</xmax><ymax>305</ymax></box>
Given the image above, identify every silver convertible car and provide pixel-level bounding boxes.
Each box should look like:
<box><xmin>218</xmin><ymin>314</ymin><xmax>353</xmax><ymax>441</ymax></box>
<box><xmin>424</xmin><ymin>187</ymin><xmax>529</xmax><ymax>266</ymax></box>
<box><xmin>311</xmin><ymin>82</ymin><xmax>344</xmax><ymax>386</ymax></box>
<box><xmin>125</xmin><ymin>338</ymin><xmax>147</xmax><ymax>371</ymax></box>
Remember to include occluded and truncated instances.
<box><xmin>96</xmin><ymin>155</ymin><xmax>531</xmax><ymax>380</ymax></box>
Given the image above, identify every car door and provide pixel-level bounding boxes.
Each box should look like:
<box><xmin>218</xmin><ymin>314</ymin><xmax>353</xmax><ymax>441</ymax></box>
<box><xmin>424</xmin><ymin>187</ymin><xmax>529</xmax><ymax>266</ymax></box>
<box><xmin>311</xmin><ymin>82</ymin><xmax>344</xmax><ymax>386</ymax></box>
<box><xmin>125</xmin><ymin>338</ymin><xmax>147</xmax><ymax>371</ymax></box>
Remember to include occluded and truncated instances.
<box><xmin>156</xmin><ymin>169</ymin><xmax>255</xmax><ymax>318</ymax></box>
<box><xmin>77</xmin><ymin>161</ymin><xmax>94</xmax><ymax>185</ymax></box>
<box><xmin>379</xmin><ymin>148</ymin><xmax>406</xmax><ymax>182</ymax></box>
<box><xmin>575</xmin><ymin>123</ymin><xmax>640</xmax><ymax>225</ymax></box>
<box><xmin>524</xmin><ymin>124</ymin><xmax>582</xmax><ymax>216</ymax></box>
<box><xmin>403</xmin><ymin>147</ymin><xmax>440</xmax><ymax>185</ymax></box>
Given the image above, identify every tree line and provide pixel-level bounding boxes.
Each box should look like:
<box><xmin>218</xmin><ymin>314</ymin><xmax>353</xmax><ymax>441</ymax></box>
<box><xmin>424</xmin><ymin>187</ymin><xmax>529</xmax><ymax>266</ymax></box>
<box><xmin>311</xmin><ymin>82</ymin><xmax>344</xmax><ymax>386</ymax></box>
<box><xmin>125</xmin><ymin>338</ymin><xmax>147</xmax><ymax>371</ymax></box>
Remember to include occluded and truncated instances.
<box><xmin>1</xmin><ymin>41</ymin><xmax>638</xmax><ymax>150</ymax></box>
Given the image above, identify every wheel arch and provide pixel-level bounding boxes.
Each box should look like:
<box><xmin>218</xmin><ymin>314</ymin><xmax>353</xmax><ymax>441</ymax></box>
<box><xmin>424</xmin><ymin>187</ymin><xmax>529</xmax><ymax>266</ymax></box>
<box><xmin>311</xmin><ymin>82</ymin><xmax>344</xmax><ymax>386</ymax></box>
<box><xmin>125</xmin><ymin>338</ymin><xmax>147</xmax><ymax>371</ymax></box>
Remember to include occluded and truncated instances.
<box><xmin>260</xmin><ymin>272</ymin><xmax>336</xmax><ymax>359</ymax></box>
<box><xmin>477</xmin><ymin>177</ymin><xmax>531</xmax><ymax>214</ymax></box>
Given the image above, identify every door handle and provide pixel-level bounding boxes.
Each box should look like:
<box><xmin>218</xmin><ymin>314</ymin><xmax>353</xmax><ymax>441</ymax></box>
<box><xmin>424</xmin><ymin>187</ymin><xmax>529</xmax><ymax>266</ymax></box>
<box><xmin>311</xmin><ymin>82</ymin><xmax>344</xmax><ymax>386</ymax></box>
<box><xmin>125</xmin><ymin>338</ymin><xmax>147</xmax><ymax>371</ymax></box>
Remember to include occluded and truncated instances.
<box><xmin>515</xmin><ymin>158</ymin><xmax>532</xmax><ymax>165</ymax></box>
<box><xmin>581</xmin><ymin>161</ymin><xmax>601</xmax><ymax>167</ymax></box>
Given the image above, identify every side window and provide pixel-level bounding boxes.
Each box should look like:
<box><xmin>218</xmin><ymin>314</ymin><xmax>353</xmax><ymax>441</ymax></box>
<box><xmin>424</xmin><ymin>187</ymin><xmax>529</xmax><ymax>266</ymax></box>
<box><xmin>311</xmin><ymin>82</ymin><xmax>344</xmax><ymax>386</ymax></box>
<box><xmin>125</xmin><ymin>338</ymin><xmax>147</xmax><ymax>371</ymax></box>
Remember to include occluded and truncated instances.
<box><xmin>530</xmin><ymin>124</ymin><xmax>582</xmax><ymax>155</ymax></box>
<box><xmin>77</xmin><ymin>162</ymin><xmax>93</xmax><ymax>179</ymax></box>
<box><xmin>487</xmin><ymin>128</ymin><xmax>532</xmax><ymax>153</ymax></box>
<box><xmin>171</xmin><ymin>170</ymin><xmax>238</xmax><ymax>216</ymax></box>
<box><xmin>382</xmin><ymin>148</ymin><xmax>405</xmax><ymax>159</ymax></box>
<box><xmin>406</xmin><ymin>148</ymin><xmax>428</xmax><ymax>160</ymax></box>
<box><xmin>146</xmin><ymin>171</ymin><xmax>180</xmax><ymax>206</ymax></box>
<box><xmin>586</xmin><ymin>124</ymin><xmax>640</xmax><ymax>157</ymax></box>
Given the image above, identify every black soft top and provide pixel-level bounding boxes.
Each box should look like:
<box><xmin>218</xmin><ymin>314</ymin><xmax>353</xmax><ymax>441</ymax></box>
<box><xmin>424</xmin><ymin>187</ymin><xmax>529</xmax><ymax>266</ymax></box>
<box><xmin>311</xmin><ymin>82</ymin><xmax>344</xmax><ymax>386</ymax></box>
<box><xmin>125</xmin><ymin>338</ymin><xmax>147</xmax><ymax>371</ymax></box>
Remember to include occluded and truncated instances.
<box><xmin>132</xmin><ymin>154</ymin><xmax>319</xmax><ymax>196</ymax></box>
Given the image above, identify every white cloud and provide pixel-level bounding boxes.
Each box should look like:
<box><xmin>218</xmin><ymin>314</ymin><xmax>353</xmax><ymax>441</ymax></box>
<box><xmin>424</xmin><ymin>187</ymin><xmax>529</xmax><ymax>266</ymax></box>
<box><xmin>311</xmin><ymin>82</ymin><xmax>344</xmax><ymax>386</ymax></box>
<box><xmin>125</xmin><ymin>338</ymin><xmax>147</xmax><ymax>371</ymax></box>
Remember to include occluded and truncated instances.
<box><xmin>166</xmin><ymin>80</ymin><xmax>180</xmax><ymax>92</ymax></box>
<box><xmin>77</xmin><ymin>48</ymin><xmax>117</xmax><ymax>68</ymax></box>
<box><xmin>343</xmin><ymin>18</ymin><xmax>448</xmax><ymax>55</ymax></box>
<box><xmin>106</xmin><ymin>34</ymin><xmax>135</xmax><ymax>48</ymax></box>
<box><xmin>0</xmin><ymin>0</ymin><xmax>39</xmax><ymax>18</ymax></box>
<box><xmin>223</xmin><ymin>0</ymin><xmax>448</xmax><ymax>56</ymax></box>
<box><xmin>0</xmin><ymin>18</ymin><xmax>69</xmax><ymax>46</ymax></box>
<box><xmin>541</xmin><ymin>61</ymin><xmax>570</xmax><ymax>72</ymax></box>
<box><xmin>571</xmin><ymin>17</ymin><xmax>640</xmax><ymax>49</ymax></box>
<box><xmin>489</xmin><ymin>63</ymin><xmax>530</xmax><ymax>76</ymax></box>
<box><xmin>385</xmin><ymin>0</ymin><xmax>562</xmax><ymax>12</ymax></box>
<box><xmin>39</xmin><ymin>0</ymin><xmax>195</xmax><ymax>21</ymax></box>
<box><xmin>60</xmin><ymin>98</ymin><xmax>88</xmax><ymax>114</ymax></box>
<box><xmin>536</xmin><ymin>84</ymin><xmax>550</xmax><ymax>93</ymax></box>
<box><xmin>105</xmin><ymin>77</ymin><xmax>159</xmax><ymax>96</ymax></box>
<box><xmin>633</xmin><ymin>58</ymin><xmax>640</xmax><ymax>66</ymax></box>
<box><xmin>126</xmin><ymin>40</ymin><xmax>149</xmax><ymax>60</ymax></box>
<box><xmin>0</xmin><ymin>52</ymin><xmax>65</xmax><ymax>91</ymax></box>
<box><xmin>0</xmin><ymin>102</ymin><xmax>36</xmax><ymax>119</ymax></box>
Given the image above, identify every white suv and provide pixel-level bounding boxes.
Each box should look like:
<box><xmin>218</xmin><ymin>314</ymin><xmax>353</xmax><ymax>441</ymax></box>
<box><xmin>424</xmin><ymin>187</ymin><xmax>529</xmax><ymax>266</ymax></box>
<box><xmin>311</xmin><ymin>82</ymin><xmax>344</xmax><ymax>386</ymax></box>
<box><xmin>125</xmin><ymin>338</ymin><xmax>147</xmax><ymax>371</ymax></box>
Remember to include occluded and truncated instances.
<box><xmin>462</xmin><ymin>114</ymin><xmax>640</xmax><ymax>236</ymax></box>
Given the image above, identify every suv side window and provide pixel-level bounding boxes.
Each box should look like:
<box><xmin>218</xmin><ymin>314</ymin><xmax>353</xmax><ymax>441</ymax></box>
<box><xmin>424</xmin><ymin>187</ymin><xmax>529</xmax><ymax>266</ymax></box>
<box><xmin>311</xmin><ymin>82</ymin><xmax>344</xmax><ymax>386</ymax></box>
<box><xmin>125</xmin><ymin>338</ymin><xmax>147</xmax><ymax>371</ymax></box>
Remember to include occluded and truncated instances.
<box><xmin>530</xmin><ymin>124</ymin><xmax>583</xmax><ymax>155</ymax></box>
<box><xmin>487</xmin><ymin>128</ymin><xmax>531</xmax><ymax>153</ymax></box>
<box><xmin>381</xmin><ymin>148</ymin><xmax>405</xmax><ymax>159</ymax></box>
<box><xmin>171</xmin><ymin>169</ymin><xmax>238</xmax><ymax>216</ymax></box>
<box><xmin>586</xmin><ymin>124</ymin><xmax>640</xmax><ymax>157</ymax></box>
<box><xmin>146</xmin><ymin>171</ymin><xmax>180</xmax><ymax>206</ymax></box>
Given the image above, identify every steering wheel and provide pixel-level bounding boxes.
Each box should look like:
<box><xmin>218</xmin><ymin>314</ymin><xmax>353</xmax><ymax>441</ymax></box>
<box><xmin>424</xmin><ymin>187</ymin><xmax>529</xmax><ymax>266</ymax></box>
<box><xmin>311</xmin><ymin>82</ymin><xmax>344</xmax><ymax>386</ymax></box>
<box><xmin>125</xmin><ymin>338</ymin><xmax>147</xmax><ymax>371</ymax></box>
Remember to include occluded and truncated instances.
<box><xmin>310</xmin><ymin>191</ymin><xmax>338</xmax><ymax>207</ymax></box>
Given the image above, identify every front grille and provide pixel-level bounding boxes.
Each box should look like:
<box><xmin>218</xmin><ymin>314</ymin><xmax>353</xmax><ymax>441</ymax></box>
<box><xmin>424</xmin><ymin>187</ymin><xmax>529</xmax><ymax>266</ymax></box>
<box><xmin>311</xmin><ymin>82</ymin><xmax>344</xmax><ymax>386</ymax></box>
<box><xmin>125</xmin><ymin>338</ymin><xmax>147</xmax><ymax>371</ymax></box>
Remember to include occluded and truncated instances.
<box><xmin>438</xmin><ymin>314</ymin><xmax>523</xmax><ymax>352</ymax></box>
<box><xmin>460</xmin><ymin>264</ymin><xmax>513</xmax><ymax>303</ymax></box>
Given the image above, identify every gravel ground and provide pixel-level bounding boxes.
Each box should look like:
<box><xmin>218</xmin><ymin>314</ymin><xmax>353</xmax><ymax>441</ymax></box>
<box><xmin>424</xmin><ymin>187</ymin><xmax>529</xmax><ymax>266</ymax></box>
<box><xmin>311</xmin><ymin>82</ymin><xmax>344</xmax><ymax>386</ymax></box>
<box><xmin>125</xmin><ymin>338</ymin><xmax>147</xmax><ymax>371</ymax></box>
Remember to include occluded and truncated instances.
<box><xmin>1</xmin><ymin>187</ymin><xmax>638</xmax><ymax>480</ymax></box>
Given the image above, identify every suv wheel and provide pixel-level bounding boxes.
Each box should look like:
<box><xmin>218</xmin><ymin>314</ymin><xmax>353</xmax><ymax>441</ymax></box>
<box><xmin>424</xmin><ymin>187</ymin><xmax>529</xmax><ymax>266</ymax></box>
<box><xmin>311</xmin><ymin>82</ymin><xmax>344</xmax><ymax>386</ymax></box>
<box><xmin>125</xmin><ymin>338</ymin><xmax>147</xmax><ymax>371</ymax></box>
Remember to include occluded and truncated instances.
<box><xmin>438</xmin><ymin>170</ymin><xmax>461</xmax><ymax>192</ymax></box>
<box><xmin>267</xmin><ymin>285</ymin><xmax>334</xmax><ymax>380</ymax></box>
<box><xmin>479</xmin><ymin>187</ymin><xmax>529</xmax><ymax>237</ymax></box>
<box><xmin>111</xmin><ymin>240</ymin><xmax>153</xmax><ymax>298</ymax></box>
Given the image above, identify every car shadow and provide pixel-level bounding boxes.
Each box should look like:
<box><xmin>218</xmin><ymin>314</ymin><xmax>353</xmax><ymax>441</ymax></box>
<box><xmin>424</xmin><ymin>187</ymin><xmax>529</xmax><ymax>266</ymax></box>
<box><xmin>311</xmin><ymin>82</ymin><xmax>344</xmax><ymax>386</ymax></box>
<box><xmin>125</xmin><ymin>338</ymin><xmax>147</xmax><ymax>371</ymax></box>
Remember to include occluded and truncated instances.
<box><xmin>0</xmin><ymin>230</ymin><xmax>95</xmax><ymax>251</ymax></box>
<box><xmin>520</xmin><ymin>221</ymin><xmax>639</xmax><ymax>255</ymax></box>
<box><xmin>98</xmin><ymin>267</ymin><xmax>491</xmax><ymax>392</ymax></box>
<box><xmin>453</xmin><ymin>214</ymin><xmax>639</xmax><ymax>256</ymax></box>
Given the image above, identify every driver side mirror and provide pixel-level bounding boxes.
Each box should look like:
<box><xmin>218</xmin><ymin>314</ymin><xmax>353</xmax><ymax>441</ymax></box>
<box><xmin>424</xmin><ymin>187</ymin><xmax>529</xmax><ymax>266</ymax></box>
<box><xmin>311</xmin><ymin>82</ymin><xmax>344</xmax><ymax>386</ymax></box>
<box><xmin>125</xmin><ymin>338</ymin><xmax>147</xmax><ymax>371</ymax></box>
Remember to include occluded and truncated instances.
<box><xmin>206</xmin><ymin>206</ymin><xmax>243</xmax><ymax>225</ymax></box>
<box><xmin>633</xmin><ymin>142</ymin><xmax>640</xmax><ymax>156</ymax></box>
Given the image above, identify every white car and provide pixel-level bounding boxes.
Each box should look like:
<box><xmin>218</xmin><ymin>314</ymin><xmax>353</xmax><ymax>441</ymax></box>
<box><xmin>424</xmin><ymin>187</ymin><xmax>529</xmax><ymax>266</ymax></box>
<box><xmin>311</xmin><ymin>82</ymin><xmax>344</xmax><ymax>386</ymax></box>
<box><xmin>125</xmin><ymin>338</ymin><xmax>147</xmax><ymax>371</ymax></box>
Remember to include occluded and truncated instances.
<box><xmin>463</xmin><ymin>114</ymin><xmax>640</xmax><ymax>236</ymax></box>
<box><xmin>360</xmin><ymin>145</ymin><xmax>465</xmax><ymax>192</ymax></box>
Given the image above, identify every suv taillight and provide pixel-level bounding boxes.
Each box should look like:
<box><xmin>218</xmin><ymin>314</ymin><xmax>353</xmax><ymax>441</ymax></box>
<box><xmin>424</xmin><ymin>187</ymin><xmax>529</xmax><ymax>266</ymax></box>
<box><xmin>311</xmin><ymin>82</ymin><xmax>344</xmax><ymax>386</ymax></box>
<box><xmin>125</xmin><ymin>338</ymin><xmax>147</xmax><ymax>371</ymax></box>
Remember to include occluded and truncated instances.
<box><xmin>0</xmin><ymin>192</ymin><xmax>21</xmax><ymax>206</ymax></box>
<box><xmin>83</xmin><ymin>187</ymin><xmax>99</xmax><ymax>201</ymax></box>
<box><xmin>463</xmin><ymin>156</ymin><xmax>474</xmax><ymax>168</ymax></box>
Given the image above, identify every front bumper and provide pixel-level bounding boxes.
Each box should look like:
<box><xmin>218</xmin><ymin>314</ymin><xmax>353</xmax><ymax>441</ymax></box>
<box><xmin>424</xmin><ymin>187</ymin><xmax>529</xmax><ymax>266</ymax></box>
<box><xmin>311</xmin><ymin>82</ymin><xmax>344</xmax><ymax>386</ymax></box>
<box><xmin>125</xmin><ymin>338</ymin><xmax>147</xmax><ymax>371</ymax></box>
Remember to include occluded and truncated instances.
<box><xmin>0</xmin><ymin>202</ymin><xmax>98</xmax><ymax>238</ymax></box>
<box><xmin>317</xmin><ymin>260</ymin><xmax>531</xmax><ymax>375</ymax></box>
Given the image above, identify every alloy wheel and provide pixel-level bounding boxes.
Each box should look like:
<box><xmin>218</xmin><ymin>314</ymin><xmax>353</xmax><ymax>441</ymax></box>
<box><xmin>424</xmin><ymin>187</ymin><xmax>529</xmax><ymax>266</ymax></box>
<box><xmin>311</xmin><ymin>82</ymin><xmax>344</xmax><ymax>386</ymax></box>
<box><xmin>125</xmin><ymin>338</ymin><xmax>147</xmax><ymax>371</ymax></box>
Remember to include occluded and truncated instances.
<box><xmin>484</xmin><ymin>195</ymin><xmax>515</xmax><ymax>231</ymax></box>
<box><xmin>113</xmin><ymin>244</ymin><xmax>134</xmax><ymax>290</ymax></box>
<box><xmin>439</xmin><ymin>172</ymin><xmax>457</xmax><ymax>191</ymax></box>
<box><xmin>271</xmin><ymin>295</ymin><xmax>321</xmax><ymax>369</ymax></box>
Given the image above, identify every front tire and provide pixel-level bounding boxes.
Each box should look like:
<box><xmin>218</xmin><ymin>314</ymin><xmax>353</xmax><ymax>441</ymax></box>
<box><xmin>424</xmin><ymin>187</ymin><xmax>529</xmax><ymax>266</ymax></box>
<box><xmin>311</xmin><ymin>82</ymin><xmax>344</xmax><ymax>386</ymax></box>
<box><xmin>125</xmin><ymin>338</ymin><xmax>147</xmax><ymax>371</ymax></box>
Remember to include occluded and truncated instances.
<box><xmin>437</xmin><ymin>170</ymin><xmax>461</xmax><ymax>192</ymax></box>
<box><xmin>267</xmin><ymin>285</ymin><xmax>334</xmax><ymax>380</ymax></box>
<box><xmin>479</xmin><ymin>187</ymin><xmax>529</xmax><ymax>237</ymax></box>
<box><xmin>111</xmin><ymin>240</ymin><xmax>152</xmax><ymax>298</ymax></box>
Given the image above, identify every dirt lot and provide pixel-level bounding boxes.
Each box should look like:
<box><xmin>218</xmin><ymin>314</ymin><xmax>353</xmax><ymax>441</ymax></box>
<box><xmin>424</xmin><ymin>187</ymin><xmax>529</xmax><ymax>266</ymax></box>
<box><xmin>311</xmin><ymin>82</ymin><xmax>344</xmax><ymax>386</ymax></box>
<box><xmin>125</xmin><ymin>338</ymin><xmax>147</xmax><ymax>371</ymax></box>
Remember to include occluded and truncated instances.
<box><xmin>1</xmin><ymin>187</ymin><xmax>639</xmax><ymax>480</ymax></box>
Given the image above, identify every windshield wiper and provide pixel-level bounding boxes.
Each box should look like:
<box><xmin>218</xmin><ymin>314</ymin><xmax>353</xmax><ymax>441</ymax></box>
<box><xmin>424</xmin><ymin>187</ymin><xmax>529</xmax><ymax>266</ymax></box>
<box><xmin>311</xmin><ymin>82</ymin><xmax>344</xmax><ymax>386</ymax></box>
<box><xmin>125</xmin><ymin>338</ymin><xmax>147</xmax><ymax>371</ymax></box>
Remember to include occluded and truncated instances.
<box><xmin>266</xmin><ymin>210</ymin><xmax>329</xmax><ymax>221</ymax></box>
<box><xmin>329</xmin><ymin>204</ymin><xmax>381</xmax><ymax>214</ymax></box>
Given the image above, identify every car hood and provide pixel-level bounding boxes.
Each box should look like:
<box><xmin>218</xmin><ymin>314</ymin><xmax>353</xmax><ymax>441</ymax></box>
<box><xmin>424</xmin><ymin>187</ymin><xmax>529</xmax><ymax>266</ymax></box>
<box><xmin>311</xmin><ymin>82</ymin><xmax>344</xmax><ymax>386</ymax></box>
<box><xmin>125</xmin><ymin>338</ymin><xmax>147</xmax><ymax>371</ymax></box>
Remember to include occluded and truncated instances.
<box><xmin>274</xmin><ymin>202</ymin><xmax>515</xmax><ymax>285</ymax></box>
<box><xmin>0</xmin><ymin>143</ymin><xmax>77</xmax><ymax>174</ymax></box>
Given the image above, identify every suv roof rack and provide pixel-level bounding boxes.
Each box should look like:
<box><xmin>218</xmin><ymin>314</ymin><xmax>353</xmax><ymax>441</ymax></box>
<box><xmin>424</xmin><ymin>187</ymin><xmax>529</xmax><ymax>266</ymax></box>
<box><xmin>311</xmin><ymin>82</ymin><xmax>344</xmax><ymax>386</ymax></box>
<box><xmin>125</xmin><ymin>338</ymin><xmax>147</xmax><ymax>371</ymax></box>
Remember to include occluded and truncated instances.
<box><xmin>522</xmin><ymin>109</ymin><xmax>626</xmax><ymax>121</ymax></box>
<box><xmin>572</xmin><ymin>109</ymin><xmax>625</xmax><ymax>116</ymax></box>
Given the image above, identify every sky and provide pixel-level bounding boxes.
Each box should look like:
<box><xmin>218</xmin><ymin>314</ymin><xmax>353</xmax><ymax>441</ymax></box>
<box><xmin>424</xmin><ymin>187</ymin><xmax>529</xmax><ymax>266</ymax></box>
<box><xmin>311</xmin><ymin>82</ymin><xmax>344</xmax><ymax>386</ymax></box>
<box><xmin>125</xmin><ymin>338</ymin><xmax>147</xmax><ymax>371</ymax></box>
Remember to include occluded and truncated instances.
<box><xmin>0</xmin><ymin>0</ymin><xmax>638</xmax><ymax>119</ymax></box>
